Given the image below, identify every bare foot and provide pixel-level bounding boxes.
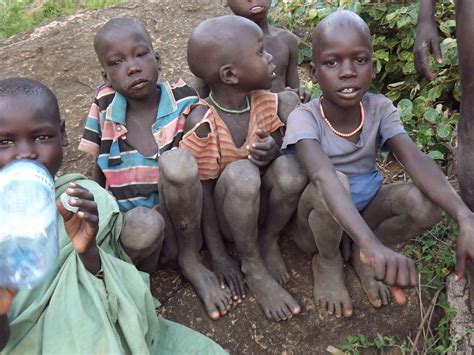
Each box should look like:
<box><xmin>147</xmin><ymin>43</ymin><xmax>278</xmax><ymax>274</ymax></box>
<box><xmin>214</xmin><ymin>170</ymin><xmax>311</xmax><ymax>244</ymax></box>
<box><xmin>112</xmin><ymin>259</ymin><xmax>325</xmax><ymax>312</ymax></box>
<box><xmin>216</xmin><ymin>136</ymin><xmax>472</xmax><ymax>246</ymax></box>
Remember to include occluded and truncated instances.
<box><xmin>352</xmin><ymin>248</ymin><xmax>391</xmax><ymax>308</ymax></box>
<box><xmin>244</xmin><ymin>263</ymin><xmax>300</xmax><ymax>321</ymax></box>
<box><xmin>260</xmin><ymin>241</ymin><xmax>290</xmax><ymax>284</ymax></box>
<box><xmin>182</xmin><ymin>263</ymin><xmax>233</xmax><ymax>320</ymax></box>
<box><xmin>312</xmin><ymin>254</ymin><xmax>353</xmax><ymax>317</ymax></box>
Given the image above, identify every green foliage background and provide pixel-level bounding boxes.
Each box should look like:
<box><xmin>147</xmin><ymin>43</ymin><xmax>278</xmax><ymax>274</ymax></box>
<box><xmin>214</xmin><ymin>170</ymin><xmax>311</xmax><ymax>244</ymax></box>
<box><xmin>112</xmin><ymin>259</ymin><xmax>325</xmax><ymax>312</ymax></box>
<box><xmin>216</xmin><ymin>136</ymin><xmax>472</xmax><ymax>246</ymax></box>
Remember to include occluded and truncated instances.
<box><xmin>271</xmin><ymin>0</ymin><xmax>458</xmax><ymax>164</ymax></box>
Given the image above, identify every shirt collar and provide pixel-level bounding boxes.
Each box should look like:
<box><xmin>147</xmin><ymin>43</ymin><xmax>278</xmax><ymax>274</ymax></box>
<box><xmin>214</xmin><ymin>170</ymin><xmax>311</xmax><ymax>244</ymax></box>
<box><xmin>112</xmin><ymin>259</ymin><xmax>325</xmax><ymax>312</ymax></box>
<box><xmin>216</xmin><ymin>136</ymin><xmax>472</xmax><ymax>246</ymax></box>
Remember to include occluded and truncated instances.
<box><xmin>105</xmin><ymin>81</ymin><xmax>178</xmax><ymax>126</ymax></box>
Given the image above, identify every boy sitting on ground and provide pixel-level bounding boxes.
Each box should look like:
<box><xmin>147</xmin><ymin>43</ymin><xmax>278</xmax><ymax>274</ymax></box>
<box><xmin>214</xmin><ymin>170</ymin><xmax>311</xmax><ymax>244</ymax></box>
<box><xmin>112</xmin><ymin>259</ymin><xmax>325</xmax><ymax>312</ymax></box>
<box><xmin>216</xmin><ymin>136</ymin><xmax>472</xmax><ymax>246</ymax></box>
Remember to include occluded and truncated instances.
<box><xmin>195</xmin><ymin>0</ymin><xmax>308</xmax><ymax>102</ymax></box>
<box><xmin>79</xmin><ymin>18</ymin><xmax>233</xmax><ymax>320</ymax></box>
<box><xmin>0</xmin><ymin>77</ymin><xmax>225</xmax><ymax>354</ymax></box>
<box><xmin>181</xmin><ymin>15</ymin><xmax>307</xmax><ymax>322</ymax></box>
<box><xmin>282</xmin><ymin>10</ymin><xmax>474</xmax><ymax>318</ymax></box>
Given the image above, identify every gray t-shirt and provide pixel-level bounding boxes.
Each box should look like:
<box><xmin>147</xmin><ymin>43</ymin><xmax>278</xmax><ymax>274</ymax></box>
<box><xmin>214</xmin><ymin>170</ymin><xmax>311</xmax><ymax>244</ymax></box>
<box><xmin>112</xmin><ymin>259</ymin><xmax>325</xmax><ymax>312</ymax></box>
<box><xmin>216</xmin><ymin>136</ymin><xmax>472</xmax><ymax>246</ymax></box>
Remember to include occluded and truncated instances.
<box><xmin>282</xmin><ymin>93</ymin><xmax>406</xmax><ymax>175</ymax></box>
<box><xmin>282</xmin><ymin>93</ymin><xmax>407</xmax><ymax>210</ymax></box>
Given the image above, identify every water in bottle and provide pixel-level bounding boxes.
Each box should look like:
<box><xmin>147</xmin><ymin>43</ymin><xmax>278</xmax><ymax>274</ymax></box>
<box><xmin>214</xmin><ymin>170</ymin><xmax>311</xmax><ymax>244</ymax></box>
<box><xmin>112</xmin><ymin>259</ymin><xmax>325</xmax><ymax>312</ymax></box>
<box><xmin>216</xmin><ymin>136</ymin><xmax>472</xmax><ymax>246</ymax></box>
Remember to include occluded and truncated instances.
<box><xmin>0</xmin><ymin>160</ymin><xmax>59</xmax><ymax>289</ymax></box>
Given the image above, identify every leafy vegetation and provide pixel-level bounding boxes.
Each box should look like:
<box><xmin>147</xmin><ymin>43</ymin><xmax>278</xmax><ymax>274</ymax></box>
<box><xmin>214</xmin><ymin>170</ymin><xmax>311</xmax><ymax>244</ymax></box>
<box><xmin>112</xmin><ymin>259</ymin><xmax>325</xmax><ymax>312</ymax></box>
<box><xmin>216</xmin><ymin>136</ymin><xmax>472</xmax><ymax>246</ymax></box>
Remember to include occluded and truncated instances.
<box><xmin>0</xmin><ymin>0</ymin><xmax>124</xmax><ymax>39</ymax></box>
<box><xmin>271</xmin><ymin>0</ymin><xmax>458</xmax><ymax>164</ymax></box>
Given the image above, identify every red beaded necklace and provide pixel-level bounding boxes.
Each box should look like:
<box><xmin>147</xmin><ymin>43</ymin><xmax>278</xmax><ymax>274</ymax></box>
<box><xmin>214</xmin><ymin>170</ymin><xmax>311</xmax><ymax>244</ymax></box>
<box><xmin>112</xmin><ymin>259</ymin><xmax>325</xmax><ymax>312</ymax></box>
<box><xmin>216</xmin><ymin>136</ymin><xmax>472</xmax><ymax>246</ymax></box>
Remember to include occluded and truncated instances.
<box><xmin>319</xmin><ymin>97</ymin><xmax>365</xmax><ymax>138</ymax></box>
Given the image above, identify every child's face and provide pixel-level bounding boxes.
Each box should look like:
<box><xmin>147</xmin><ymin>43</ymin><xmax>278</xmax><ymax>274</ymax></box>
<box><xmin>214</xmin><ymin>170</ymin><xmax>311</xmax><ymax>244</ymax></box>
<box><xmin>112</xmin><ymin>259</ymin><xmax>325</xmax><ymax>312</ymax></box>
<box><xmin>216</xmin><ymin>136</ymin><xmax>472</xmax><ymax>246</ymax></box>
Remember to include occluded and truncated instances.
<box><xmin>0</xmin><ymin>96</ymin><xmax>64</xmax><ymax>176</ymax></box>
<box><xmin>311</xmin><ymin>27</ymin><xmax>374</xmax><ymax>109</ymax></box>
<box><xmin>98</xmin><ymin>27</ymin><xmax>159</xmax><ymax>100</ymax></box>
<box><xmin>234</xmin><ymin>29</ymin><xmax>275</xmax><ymax>91</ymax></box>
<box><xmin>227</xmin><ymin>0</ymin><xmax>271</xmax><ymax>23</ymax></box>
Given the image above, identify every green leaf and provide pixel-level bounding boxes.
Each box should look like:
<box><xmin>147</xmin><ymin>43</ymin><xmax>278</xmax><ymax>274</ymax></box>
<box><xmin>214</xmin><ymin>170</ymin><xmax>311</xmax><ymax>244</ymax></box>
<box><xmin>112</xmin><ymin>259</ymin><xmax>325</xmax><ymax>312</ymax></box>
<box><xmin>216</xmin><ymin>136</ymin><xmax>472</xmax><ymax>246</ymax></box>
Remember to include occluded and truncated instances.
<box><xmin>436</xmin><ymin>123</ymin><xmax>451</xmax><ymax>139</ymax></box>
<box><xmin>428</xmin><ymin>150</ymin><xmax>444</xmax><ymax>160</ymax></box>
<box><xmin>401</xmin><ymin>37</ymin><xmax>414</xmax><ymax>49</ymax></box>
<box><xmin>427</xmin><ymin>85</ymin><xmax>443</xmax><ymax>101</ymax></box>
<box><xmin>397</xmin><ymin>99</ymin><xmax>413</xmax><ymax>121</ymax></box>
<box><xmin>398</xmin><ymin>51</ymin><xmax>413</xmax><ymax>62</ymax></box>
<box><xmin>374</xmin><ymin>49</ymin><xmax>389</xmax><ymax>62</ymax></box>
<box><xmin>424</xmin><ymin>108</ymin><xmax>438</xmax><ymax>123</ymax></box>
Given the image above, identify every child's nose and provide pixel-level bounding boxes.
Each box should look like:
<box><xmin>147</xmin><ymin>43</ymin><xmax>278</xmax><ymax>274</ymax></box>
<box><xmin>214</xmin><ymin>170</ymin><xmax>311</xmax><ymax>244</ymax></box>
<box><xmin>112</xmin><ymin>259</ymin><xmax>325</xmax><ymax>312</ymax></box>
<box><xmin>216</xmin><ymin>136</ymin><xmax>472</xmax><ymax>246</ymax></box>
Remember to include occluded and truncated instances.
<box><xmin>339</xmin><ymin>60</ymin><xmax>356</xmax><ymax>78</ymax></box>
<box><xmin>127</xmin><ymin>60</ymin><xmax>141</xmax><ymax>75</ymax></box>
<box><xmin>266</xmin><ymin>51</ymin><xmax>273</xmax><ymax>64</ymax></box>
<box><xmin>15</xmin><ymin>144</ymin><xmax>38</xmax><ymax>161</ymax></box>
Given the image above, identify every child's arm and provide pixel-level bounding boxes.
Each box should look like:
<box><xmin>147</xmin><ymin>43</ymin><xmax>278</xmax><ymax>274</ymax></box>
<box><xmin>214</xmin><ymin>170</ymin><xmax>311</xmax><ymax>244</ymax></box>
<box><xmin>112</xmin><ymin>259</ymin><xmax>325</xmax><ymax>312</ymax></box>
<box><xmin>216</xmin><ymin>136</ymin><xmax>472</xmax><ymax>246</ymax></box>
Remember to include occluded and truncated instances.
<box><xmin>414</xmin><ymin>0</ymin><xmax>442</xmax><ymax>81</ymax></box>
<box><xmin>57</xmin><ymin>182</ymin><xmax>101</xmax><ymax>275</ymax></box>
<box><xmin>201</xmin><ymin>180</ymin><xmax>245</xmax><ymax>300</ymax></box>
<box><xmin>387</xmin><ymin>134</ymin><xmax>474</xmax><ymax>280</ymax></box>
<box><xmin>285</xmin><ymin>31</ymin><xmax>300</xmax><ymax>91</ymax></box>
<box><xmin>0</xmin><ymin>288</ymin><xmax>16</xmax><ymax>350</ymax></box>
<box><xmin>295</xmin><ymin>139</ymin><xmax>418</xmax><ymax>289</ymax></box>
<box><xmin>92</xmin><ymin>162</ymin><xmax>106</xmax><ymax>188</ymax></box>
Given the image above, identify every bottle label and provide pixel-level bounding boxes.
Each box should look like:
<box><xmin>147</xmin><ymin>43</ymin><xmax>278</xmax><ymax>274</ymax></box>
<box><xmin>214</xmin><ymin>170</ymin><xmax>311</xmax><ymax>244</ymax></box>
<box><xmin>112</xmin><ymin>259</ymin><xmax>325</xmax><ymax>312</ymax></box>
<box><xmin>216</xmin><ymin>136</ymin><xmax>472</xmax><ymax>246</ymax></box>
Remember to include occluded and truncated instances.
<box><xmin>0</xmin><ymin>165</ymin><xmax>54</xmax><ymax>193</ymax></box>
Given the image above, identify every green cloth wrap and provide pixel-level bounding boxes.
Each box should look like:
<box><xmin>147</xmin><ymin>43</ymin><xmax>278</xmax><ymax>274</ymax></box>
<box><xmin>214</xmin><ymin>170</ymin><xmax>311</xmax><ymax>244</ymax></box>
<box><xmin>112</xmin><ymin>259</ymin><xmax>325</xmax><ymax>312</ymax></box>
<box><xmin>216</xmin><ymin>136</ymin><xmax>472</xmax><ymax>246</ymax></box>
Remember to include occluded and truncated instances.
<box><xmin>2</xmin><ymin>174</ymin><xmax>226</xmax><ymax>355</ymax></box>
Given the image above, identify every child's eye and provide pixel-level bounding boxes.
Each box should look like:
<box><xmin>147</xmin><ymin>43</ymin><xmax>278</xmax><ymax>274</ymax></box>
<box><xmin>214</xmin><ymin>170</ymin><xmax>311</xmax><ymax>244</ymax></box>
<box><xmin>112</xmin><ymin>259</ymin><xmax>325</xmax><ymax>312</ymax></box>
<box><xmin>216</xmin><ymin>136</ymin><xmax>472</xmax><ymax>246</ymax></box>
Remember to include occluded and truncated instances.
<box><xmin>325</xmin><ymin>60</ymin><xmax>338</xmax><ymax>67</ymax></box>
<box><xmin>109</xmin><ymin>59</ymin><xmax>121</xmax><ymax>66</ymax></box>
<box><xmin>137</xmin><ymin>51</ymin><xmax>149</xmax><ymax>57</ymax></box>
<box><xmin>0</xmin><ymin>139</ymin><xmax>13</xmax><ymax>147</ymax></box>
<box><xmin>36</xmin><ymin>135</ymin><xmax>51</xmax><ymax>141</ymax></box>
<box><xmin>355</xmin><ymin>57</ymin><xmax>368</xmax><ymax>65</ymax></box>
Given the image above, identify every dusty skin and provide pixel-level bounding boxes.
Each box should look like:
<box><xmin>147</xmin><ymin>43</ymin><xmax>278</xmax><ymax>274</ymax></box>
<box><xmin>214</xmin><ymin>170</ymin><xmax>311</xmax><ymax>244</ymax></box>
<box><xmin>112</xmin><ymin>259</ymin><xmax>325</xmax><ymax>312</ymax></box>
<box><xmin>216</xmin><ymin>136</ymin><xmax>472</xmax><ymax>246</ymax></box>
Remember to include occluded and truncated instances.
<box><xmin>0</xmin><ymin>1</ymin><xmax>435</xmax><ymax>352</ymax></box>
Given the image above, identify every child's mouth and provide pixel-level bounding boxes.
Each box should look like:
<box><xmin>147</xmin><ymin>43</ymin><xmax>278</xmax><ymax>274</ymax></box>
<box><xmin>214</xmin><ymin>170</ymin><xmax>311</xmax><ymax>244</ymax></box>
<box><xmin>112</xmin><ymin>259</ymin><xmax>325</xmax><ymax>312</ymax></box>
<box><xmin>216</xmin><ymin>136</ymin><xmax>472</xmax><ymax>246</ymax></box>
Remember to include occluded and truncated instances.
<box><xmin>250</xmin><ymin>6</ymin><xmax>265</xmax><ymax>14</ymax></box>
<box><xmin>338</xmin><ymin>87</ymin><xmax>359</xmax><ymax>98</ymax></box>
<box><xmin>129</xmin><ymin>79</ymin><xmax>148</xmax><ymax>90</ymax></box>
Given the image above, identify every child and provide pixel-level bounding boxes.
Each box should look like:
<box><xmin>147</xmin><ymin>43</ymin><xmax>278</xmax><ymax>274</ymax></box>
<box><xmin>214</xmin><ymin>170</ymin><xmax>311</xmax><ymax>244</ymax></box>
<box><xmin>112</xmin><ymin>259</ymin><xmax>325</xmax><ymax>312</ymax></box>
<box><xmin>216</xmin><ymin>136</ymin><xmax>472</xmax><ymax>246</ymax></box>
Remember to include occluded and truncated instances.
<box><xmin>0</xmin><ymin>77</ymin><xmax>225</xmax><ymax>354</ymax></box>
<box><xmin>414</xmin><ymin>0</ymin><xmax>474</xmax><ymax>212</ymax></box>
<box><xmin>194</xmin><ymin>0</ymin><xmax>308</xmax><ymax>102</ymax></box>
<box><xmin>182</xmin><ymin>15</ymin><xmax>307</xmax><ymax>322</ymax></box>
<box><xmin>78</xmin><ymin>18</ymin><xmax>233</xmax><ymax>321</ymax></box>
<box><xmin>282</xmin><ymin>10</ymin><xmax>474</xmax><ymax>318</ymax></box>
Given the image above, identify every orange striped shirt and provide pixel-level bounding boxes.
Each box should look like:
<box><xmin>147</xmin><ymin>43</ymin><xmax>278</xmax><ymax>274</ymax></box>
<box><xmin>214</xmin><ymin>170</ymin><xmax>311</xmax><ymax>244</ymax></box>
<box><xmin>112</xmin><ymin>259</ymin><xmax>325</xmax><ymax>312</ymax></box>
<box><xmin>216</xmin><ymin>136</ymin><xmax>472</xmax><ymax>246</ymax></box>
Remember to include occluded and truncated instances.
<box><xmin>180</xmin><ymin>90</ymin><xmax>284</xmax><ymax>180</ymax></box>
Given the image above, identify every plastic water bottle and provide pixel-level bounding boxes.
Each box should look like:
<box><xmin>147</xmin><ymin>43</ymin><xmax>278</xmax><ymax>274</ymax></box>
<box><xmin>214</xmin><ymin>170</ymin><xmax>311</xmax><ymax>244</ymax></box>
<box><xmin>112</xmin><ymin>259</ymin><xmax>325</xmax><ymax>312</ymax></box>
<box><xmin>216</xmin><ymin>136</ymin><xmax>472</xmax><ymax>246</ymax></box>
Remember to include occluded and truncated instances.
<box><xmin>0</xmin><ymin>160</ymin><xmax>59</xmax><ymax>289</ymax></box>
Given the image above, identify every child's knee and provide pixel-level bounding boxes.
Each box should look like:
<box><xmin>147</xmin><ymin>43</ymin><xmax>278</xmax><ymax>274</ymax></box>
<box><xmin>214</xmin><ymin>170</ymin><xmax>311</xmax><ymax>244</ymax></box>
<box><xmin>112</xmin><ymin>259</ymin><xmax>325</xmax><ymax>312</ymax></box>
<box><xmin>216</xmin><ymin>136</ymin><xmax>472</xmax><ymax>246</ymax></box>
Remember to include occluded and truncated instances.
<box><xmin>121</xmin><ymin>206</ymin><xmax>165</xmax><ymax>251</ymax></box>
<box><xmin>223</xmin><ymin>160</ymin><xmax>261</xmax><ymax>198</ymax></box>
<box><xmin>405</xmin><ymin>185</ymin><xmax>442</xmax><ymax>228</ymax></box>
<box><xmin>272</xmin><ymin>155</ymin><xmax>308</xmax><ymax>196</ymax></box>
<box><xmin>159</xmin><ymin>149</ymin><xmax>199</xmax><ymax>186</ymax></box>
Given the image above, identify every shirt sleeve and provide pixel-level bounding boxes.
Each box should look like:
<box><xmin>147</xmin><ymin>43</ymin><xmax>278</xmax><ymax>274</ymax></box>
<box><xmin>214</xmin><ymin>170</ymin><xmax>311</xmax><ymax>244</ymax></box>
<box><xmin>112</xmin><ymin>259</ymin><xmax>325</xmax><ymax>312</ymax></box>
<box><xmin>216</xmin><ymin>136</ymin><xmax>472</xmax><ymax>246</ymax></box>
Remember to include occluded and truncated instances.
<box><xmin>378</xmin><ymin>98</ymin><xmax>407</xmax><ymax>149</ymax></box>
<box><xmin>78</xmin><ymin>100</ymin><xmax>103</xmax><ymax>157</ymax></box>
<box><xmin>282</xmin><ymin>104</ymin><xmax>322</xmax><ymax>149</ymax></box>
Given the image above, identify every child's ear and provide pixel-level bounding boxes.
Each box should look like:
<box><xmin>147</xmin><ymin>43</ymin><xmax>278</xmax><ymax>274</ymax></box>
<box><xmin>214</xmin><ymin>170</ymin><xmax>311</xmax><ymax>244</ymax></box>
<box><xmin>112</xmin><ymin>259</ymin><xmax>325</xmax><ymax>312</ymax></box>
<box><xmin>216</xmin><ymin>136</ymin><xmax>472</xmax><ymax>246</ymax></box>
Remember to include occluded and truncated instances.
<box><xmin>59</xmin><ymin>117</ymin><xmax>69</xmax><ymax>147</ymax></box>
<box><xmin>101</xmin><ymin>70</ymin><xmax>111</xmax><ymax>87</ymax></box>
<box><xmin>220</xmin><ymin>64</ymin><xmax>239</xmax><ymax>85</ymax></box>
<box><xmin>372</xmin><ymin>59</ymin><xmax>376</xmax><ymax>79</ymax></box>
<box><xmin>309</xmin><ymin>62</ymin><xmax>318</xmax><ymax>84</ymax></box>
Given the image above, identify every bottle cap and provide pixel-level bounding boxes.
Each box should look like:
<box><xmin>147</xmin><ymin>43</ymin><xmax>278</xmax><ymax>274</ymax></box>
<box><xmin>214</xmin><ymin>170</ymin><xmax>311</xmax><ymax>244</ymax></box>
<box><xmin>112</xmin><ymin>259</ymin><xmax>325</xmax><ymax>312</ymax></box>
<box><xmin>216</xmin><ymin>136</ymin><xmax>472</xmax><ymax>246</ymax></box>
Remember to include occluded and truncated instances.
<box><xmin>60</xmin><ymin>192</ymin><xmax>79</xmax><ymax>213</ymax></box>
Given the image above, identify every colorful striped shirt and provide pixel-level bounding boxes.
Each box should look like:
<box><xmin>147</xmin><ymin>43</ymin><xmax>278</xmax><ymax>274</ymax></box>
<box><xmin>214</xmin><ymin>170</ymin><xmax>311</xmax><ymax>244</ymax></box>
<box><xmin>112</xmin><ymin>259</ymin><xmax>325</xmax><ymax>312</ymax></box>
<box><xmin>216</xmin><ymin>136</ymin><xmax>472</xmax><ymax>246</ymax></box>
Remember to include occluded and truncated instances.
<box><xmin>78</xmin><ymin>79</ymin><xmax>198</xmax><ymax>211</ymax></box>
<box><xmin>180</xmin><ymin>90</ymin><xmax>284</xmax><ymax>180</ymax></box>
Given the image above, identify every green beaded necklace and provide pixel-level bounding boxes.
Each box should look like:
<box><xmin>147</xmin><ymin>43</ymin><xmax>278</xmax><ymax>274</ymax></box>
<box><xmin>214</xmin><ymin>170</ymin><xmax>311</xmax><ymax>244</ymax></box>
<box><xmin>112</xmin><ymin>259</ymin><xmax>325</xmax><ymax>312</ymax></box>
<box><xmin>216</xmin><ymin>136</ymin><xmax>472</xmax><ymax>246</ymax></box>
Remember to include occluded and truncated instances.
<box><xmin>209</xmin><ymin>92</ymin><xmax>250</xmax><ymax>114</ymax></box>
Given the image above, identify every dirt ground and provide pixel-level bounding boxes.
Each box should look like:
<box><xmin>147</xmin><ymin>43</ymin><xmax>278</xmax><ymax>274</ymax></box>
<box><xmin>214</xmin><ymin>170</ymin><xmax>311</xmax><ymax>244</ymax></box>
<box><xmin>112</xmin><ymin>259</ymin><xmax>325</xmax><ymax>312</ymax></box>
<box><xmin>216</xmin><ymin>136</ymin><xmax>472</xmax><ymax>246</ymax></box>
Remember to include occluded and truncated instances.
<box><xmin>0</xmin><ymin>1</ymin><xmax>426</xmax><ymax>353</ymax></box>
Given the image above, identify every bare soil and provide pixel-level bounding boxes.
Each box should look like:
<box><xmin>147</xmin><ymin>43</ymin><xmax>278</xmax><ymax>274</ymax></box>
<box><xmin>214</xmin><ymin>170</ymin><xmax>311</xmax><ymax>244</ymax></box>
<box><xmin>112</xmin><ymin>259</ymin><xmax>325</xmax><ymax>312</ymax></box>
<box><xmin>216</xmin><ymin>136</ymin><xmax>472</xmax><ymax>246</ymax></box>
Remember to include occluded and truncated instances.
<box><xmin>0</xmin><ymin>1</ymin><xmax>425</xmax><ymax>353</ymax></box>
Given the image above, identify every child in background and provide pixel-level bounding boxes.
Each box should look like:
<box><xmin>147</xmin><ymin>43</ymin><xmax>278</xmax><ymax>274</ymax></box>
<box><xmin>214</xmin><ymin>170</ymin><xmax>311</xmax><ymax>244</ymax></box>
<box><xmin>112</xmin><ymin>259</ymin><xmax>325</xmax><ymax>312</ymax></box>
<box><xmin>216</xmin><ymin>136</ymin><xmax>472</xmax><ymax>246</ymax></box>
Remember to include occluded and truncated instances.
<box><xmin>0</xmin><ymin>77</ymin><xmax>225</xmax><ymax>354</ymax></box>
<box><xmin>79</xmin><ymin>18</ymin><xmax>233</xmax><ymax>320</ymax></box>
<box><xmin>282</xmin><ymin>10</ymin><xmax>474</xmax><ymax>318</ymax></box>
<box><xmin>182</xmin><ymin>15</ymin><xmax>307</xmax><ymax>322</ymax></box>
<box><xmin>195</xmin><ymin>0</ymin><xmax>309</xmax><ymax>102</ymax></box>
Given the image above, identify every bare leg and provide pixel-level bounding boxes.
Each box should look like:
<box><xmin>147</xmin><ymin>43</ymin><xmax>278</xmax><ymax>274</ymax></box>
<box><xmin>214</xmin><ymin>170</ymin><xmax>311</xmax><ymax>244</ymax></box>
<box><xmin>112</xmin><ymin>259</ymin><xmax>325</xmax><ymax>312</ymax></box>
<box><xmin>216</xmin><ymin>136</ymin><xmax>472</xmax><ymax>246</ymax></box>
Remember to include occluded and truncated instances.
<box><xmin>259</xmin><ymin>155</ymin><xmax>307</xmax><ymax>284</ymax></box>
<box><xmin>355</xmin><ymin>182</ymin><xmax>442</xmax><ymax>307</ymax></box>
<box><xmin>159</xmin><ymin>149</ymin><xmax>232</xmax><ymax>320</ymax></box>
<box><xmin>456</xmin><ymin>0</ymin><xmax>474</xmax><ymax>210</ymax></box>
<box><xmin>292</xmin><ymin>172</ymin><xmax>353</xmax><ymax>318</ymax></box>
<box><xmin>120</xmin><ymin>206</ymin><xmax>165</xmax><ymax>273</ymax></box>
<box><xmin>214</xmin><ymin>160</ymin><xmax>301</xmax><ymax>322</ymax></box>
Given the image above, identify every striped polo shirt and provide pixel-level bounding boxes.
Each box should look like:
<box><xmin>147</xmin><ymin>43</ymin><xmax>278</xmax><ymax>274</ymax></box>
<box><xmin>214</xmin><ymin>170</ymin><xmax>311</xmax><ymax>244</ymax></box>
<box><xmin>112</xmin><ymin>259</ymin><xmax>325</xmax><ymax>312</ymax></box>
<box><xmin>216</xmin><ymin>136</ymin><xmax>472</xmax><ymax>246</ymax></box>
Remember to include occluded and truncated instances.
<box><xmin>79</xmin><ymin>79</ymin><xmax>198</xmax><ymax>212</ymax></box>
<box><xmin>180</xmin><ymin>90</ymin><xmax>284</xmax><ymax>180</ymax></box>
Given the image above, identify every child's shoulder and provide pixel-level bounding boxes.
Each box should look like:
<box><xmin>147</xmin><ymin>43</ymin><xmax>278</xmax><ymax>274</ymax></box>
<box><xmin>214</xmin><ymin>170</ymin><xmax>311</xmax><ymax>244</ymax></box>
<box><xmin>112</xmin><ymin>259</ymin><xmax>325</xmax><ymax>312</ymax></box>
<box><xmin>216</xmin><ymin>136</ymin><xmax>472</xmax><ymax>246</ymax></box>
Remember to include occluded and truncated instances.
<box><xmin>269</xmin><ymin>25</ymin><xmax>299</xmax><ymax>44</ymax></box>
<box><xmin>362</xmin><ymin>93</ymin><xmax>397</xmax><ymax>113</ymax></box>
<box><xmin>168</xmin><ymin>78</ymin><xmax>199</xmax><ymax>102</ymax></box>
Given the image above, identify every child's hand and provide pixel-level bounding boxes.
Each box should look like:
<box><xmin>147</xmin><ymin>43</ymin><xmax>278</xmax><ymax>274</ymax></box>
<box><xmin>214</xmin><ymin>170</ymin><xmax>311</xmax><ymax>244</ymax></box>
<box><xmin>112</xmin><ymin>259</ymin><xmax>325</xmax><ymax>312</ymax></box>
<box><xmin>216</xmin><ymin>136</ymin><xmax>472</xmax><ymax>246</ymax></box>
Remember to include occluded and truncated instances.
<box><xmin>286</xmin><ymin>86</ymin><xmax>311</xmax><ymax>103</ymax></box>
<box><xmin>0</xmin><ymin>287</ymin><xmax>16</xmax><ymax>316</ymax></box>
<box><xmin>212</xmin><ymin>256</ymin><xmax>246</xmax><ymax>302</ymax></box>
<box><xmin>454</xmin><ymin>215</ymin><xmax>474</xmax><ymax>281</ymax></box>
<box><xmin>359</xmin><ymin>240</ymin><xmax>418</xmax><ymax>301</ymax></box>
<box><xmin>56</xmin><ymin>183</ymin><xmax>99</xmax><ymax>255</ymax></box>
<box><xmin>247</xmin><ymin>129</ymin><xmax>280</xmax><ymax>168</ymax></box>
<box><xmin>414</xmin><ymin>18</ymin><xmax>443</xmax><ymax>81</ymax></box>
